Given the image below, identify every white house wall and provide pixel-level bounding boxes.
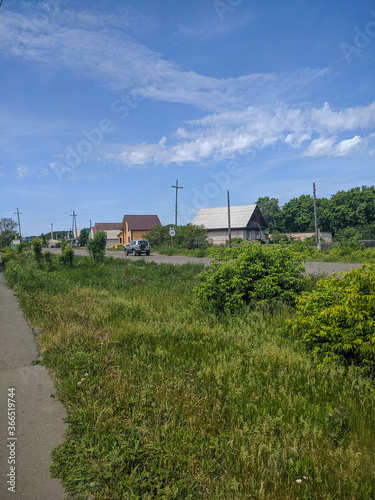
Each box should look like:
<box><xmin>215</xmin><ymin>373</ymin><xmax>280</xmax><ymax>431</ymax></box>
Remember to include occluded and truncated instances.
<box><xmin>208</xmin><ymin>229</ymin><xmax>247</xmax><ymax>245</ymax></box>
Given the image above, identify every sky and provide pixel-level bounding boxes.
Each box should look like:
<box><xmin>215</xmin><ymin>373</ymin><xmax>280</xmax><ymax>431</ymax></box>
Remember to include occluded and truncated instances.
<box><xmin>1</xmin><ymin>0</ymin><xmax>375</xmax><ymax>236</ymax></box>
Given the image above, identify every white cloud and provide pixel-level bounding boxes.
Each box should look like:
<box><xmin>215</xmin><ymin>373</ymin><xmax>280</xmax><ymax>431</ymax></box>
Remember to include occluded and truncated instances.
<box><xmin>0</xmin><ymin>166</ymin><xmax>5</xmax><ymax>178</ymax></box>
<box><xmin>304</xmin><ymin>135</ymin><xmax>362</xmax><ymax>157</ymax></box>
<box><xmin>106</xmin><ymin>102</ymin><xmax>374</xmax><ymax>167</ymax></box>
<box><xmin>16</xmin><ymin>164</ymin><xmax>28</xmax><ymax>179</ymax></box>
<box><xmin>0</xmin><ymin>8</ymin><xmax>327</xmax><ymax>113</ymax></box>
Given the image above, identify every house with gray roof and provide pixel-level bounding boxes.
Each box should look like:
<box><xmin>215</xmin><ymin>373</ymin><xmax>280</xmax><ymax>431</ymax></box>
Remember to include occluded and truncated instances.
<box><xmin>192</xmin><ymin>204</ymin><xmax>269</xmax><ymax>245</ymax></box>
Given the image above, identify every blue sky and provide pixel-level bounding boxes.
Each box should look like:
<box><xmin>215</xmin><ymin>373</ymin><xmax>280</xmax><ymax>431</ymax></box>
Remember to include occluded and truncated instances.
<box><xmin>1</xmin><ymin>0</ymin><xmax>375</xmax><ymax>236</ymax></box>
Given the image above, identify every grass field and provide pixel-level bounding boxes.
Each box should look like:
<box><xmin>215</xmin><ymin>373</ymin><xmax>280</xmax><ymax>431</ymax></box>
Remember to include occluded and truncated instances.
<box><xmin>4</xmin><ymin>254</ymin><xmax>375</xmax><ymax>499</ymax></box>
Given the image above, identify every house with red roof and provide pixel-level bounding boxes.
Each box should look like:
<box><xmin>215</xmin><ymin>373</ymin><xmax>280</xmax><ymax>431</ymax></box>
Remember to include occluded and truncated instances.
<box><xmin>118</xmin><ymin>215</ymin><xmax>161</xmax><ymax>245</ymax></box>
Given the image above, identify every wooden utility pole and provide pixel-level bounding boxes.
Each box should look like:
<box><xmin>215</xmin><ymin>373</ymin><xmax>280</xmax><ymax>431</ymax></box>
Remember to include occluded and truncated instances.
<box><xmin>313</xmin><ymin>182</ymin><xmax>320</xmax><ymax>250</ymax></box>
<box><xmin>171</xmin><ymin>179</ymin><xmax>183</xmax><ymax>227</ymax></box>
<box><xmin>14</xmin><ymin>208</ymin><xmax>22</xmax><ymax>239</ymax></box>
<box><xmin>227</xmin><ymin>190</ymin><xmax>232</xmax><ymax>248</ymax></box>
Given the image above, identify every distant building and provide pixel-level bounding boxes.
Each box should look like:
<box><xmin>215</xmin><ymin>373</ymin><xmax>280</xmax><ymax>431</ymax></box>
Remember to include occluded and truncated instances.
<box><xmin>192</xmin><ymin>204</ymin><xmax>269</xmax><ymax>245</ymax></box>
<box><xmin>118</xmin><ymin>215</ymin><xmax>161</xmax><ymax>245</ymax></box>
<box><xmin>94</xmin><ymin>223</ymin><xmax>122</xmax><ymax>247</ymax></box>
<box><xmin>283</xmin><ymin>231</ymin><xmax>333</xmax><ymax>243</ymax></box>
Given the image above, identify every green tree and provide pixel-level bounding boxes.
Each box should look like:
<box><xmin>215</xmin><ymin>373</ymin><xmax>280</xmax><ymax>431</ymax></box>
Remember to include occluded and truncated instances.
<box><xmin>78</xmin><ymin>229</ymin><xmax>89</xmax><ymax>247</ymax></box>
<box><xmin>255</xmin><ymin>196</ymin><xmax>281</xmax><ymax>231</ymax></box>
<box><xmin>31</xmin><ymin>238</ymin><xmax>43</xmax><ymax>264</ymax></box>
<box><xmin>328</xmin><ymin>186</ymin><xmax>375</xmax><ymax>235</ymax></box>
<box><xmin>144</xmin><ymin>224</ymin><xmax>209</xmax><ymax>249</ymax></box>
<box><xmin>0</xmin><ymin>218</ymin><xmax>18</xmax><ymax>248</ymax></box>
<box><xmin>174</xmin><ymin>224</ymin><xmax>209</xmax><ymax>249</ymax></box>
<box><xmin>40</xmin><ymin>233</ymin><xmax>48</xmax><ymax>246</ymax></box>
<box><xmin>59</xmin><ymin>243</ymin><xmax>74</xmax><ymax>266</ymax></box>
<box><xmin>144</xmin><ymin>224</ymin><xmax>169</xmax><ymax>247</ymax></box>
<box><xmin>87</xmin><ymin>231</ymin><xmax>107</xmax><ymax>263</ymax></box>
<box><xmin>280</xmin><ymin>194</ymin><xmax>315</xmax><ymax>232</ymax></box>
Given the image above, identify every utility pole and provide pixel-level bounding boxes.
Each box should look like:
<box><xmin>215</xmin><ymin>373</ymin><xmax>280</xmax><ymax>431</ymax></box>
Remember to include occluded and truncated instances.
<box><xmin>14</xmin><ymin>208</ymin><xmax>22</xmax><ymax>239</ymax></box>
<box><xmin>70</xmin><ymin>211</ymin><xmax>78</xmax><ymax>245</ymax></box>
<box><xmin>51</xmin><ymin>223</ymin><xmax>53</xmax><ymax>242</ymax></box>
<box><xmin>313</xmin><ymin>182</ymin><xmax>320</xmax><ymax>250</ymax></box>
<box><xmin>227</xmin><ymin>190</ymin><xmax>232</xmax><ymax>248</ymax></box>
<box><xmin>171</xmin><ymin>179</ymin><xmax>183</xmax><ymax>228</ymax></box>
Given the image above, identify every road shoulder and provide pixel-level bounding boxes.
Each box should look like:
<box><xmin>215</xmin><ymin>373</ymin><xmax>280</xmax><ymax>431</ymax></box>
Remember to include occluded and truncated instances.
<box><xmin>0</xmin><ymin>272</ymin><xmax>67</xmax><ymax>500</ymax></box>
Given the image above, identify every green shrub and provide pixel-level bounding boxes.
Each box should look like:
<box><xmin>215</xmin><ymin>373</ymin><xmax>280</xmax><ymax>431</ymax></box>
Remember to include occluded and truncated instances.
<box><xmin>87</xmin><ymin>231</ymin><xmax>107</xmax><ymax>263</ymax></box>
<box><xmin>31</xmin><ymin>237</ymin><xmax>43</xmax><ymax>264</ymax></box>
<box><xmin>59</xmin><ymin>245</ymin><xmax>74</xmax><ymax>267</ymax></box>
<box><xmin>0</xmin><ymin>248</ymin><xmax>16</xmax><ymax>269</ymax></box>
<box><xmin>195</xmin><ymin>242</ymin><xmax>305</xmax><ymax>313</ymax></box>
<box><xmin>293</xmin><ymin>265</ymin><xmax>375</xmax><ymax>372</ymax></box>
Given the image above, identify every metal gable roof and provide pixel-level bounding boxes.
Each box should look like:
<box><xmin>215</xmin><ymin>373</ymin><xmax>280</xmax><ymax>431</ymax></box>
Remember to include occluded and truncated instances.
<box><xmin>192</xmin><ymin>205</ymin><xmax>258</xmax><ymax>230</ymax></box>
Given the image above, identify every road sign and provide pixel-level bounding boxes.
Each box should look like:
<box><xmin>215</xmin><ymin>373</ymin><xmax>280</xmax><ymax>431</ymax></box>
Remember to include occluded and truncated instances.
<box><xmin>169</xmin><ymin>228</ymin><xmax>175</xmax><ymax>237</ymax></box>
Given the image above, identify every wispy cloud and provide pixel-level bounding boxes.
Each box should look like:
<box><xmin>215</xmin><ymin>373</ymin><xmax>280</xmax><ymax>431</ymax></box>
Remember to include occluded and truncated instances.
<box><xmin>0</xmin><ymin>7</ymin><xmax>327</xmax><ymax>113</ymax></box>
<box><xmin>0</xmin><ymin>166</ymin><xmax>5</xmax><ymax>178</ymax></box>
<box><xmin>16</xmin><ymin>164</ymin><xmax>28</xmax><ymax>179</ymax></box>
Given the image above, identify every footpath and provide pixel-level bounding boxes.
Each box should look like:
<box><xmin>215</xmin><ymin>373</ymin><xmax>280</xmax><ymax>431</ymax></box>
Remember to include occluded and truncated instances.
<box><xmin>0</xmin><ymin>269</ymin><xmax>67</xmax><ymax>499</ymax></box>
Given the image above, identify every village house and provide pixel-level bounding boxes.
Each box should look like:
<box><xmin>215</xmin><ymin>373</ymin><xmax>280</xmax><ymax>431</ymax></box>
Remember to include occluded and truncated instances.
<box><xmin>94</xmin><ymin>223</ymin><xmax>122</xmax><ymax>247</ymax></box>
<box><xmin>192</xmin><ymin>204</ymin><xmax>269</xmax><ymax>245</ymax></box>
<box><xmin>283</xmin><ymin>231</ymin><xmax>333</xmax><ymax>243</ymax></box>
<box><xmin>118</xmin><ymin>215</ymin><xmax>161</xmax><ymax>245</ymax></box>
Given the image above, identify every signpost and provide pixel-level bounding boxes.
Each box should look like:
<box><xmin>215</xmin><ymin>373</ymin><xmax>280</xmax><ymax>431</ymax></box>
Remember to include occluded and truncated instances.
<box><xmin>169</xmin><ymin>226</ymin><xmax>175</xmax><ymax>247</ymax></box>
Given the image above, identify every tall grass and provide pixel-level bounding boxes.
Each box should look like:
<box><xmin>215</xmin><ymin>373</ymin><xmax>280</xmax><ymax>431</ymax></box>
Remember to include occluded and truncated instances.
<box><xmin>4</xmin><ymin>255</ymin><xmax>375</xmax><ymax>499</ymax></box>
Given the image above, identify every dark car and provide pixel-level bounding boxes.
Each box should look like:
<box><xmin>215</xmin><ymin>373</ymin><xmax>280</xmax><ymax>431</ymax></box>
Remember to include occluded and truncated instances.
<box><xmin>125</xmin><ymin>240</ymin><xmax>150</xmax><ymax>256</ymax></box>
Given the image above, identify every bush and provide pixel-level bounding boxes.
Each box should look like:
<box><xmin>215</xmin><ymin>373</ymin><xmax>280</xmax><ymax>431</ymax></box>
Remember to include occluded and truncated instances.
<box><xmin>87</xmin><ymin>231</ymin><xmax>107</xmax><ymax>263</ymax></box>
<box><xmin>0</xmin><ymin>248</ymin><xmax>16</xmax><ymax>269</ymax></box>
<box><xmin>59</xmin><ymin>241</ymin><xmax>74</xmax><ymax>267</ymax></box>
<box><xmin>293</xmin><ymin>265</ymin><xmax>375</xmax><ymax>372</ymax></box>
<box><xmin>31</xmin><ymin>238</ymin><xmax>43</xmax><ymax>264</ymax></box>
<box><xmin>195</xmin><ymin>242</ymin><xmax>305</xmax><ymax>314</ymax></box>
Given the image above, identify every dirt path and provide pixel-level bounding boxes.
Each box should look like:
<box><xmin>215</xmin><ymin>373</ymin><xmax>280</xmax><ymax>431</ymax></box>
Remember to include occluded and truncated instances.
<box><xmin>0</xmin><ymin>270</ymin><xmax>67</xmax><ymax>500</ymax></box>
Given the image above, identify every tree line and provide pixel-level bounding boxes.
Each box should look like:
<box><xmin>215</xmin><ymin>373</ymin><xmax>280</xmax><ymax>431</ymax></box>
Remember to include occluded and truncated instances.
<box><xmin>256</xmin><ymin>185</ymin><xmax>375</xmax><ymax>241</ymax></box>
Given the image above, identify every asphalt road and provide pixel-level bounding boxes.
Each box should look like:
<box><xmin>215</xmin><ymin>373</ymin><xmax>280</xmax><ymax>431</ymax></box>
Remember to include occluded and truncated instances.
<box><xmin>0</xmin><ymin>271</ymin><xmax>67</xmax><ymax>500</ymax></box>
<box><xmin>46</xmin><ymin>248</ymin><xmax>364</xmax><ymax>275</ymax></box>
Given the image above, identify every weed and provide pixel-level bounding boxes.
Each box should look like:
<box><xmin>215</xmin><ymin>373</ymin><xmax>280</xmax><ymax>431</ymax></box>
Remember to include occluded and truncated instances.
<box><xmin>4</xmin><ymin>253</ymin><xmax>375</xmax><ymax>499</ymax></box>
